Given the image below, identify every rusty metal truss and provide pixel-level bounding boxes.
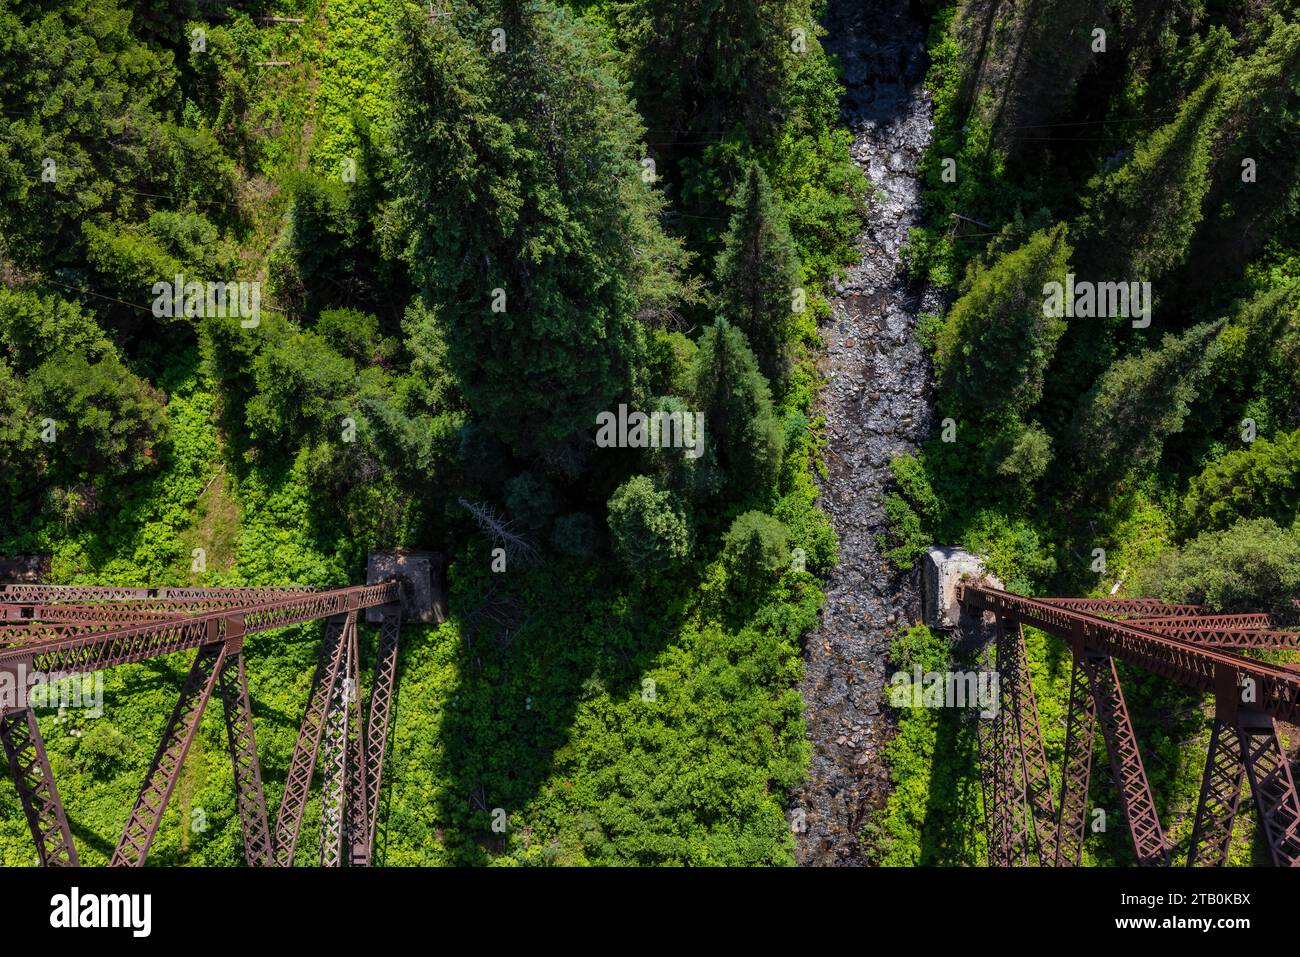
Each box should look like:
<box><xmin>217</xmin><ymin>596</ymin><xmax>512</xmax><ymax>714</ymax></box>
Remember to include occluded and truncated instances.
<box><xmin>1035</xmin><ymin>596</ymin><xmax>1208</xmax><ymax>618</ymax></box>
<box><xmin>1131</xmin><ymin>614</ymin><xmax>1300</xmax><ymax>648</ymax></box>
<box><xmin>962</xmin><ymin>585</ymin><xmax>1300</xmax><ymax>868</ymax></box>
<box><xmin>0</xmin><ymin>581</ymin><xmax>403</xmax><ymax>867</ymax></box>
<box><xmin>0</xmin><ymin>704</ymin><xmax>78</xmax><ymax>865</ymax></box>
<box><xmin>991</xmin><ymin>620</ymin><xmax>1058</xmax><ymax>865</ymax></box>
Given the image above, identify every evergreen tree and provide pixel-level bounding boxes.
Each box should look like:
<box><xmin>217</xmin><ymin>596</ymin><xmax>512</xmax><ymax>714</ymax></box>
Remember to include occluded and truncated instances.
<box><xmin>618</xmin><ymin>0</ymin><xmax>810</xmax><ymax>141</ymax></box>
<box><xmin>0</xmin><ymin>358</ymin><xmax>40</xmax><ymax>489</ymax></box>
<box><xmin>607</xmin><ymin>474</ymin><xmax>692</xmax><ymax>575</ymax></box>
<box><xmin>1182</xmin><ymin>15</ymin><xmax>1300</xmax><ymax>289</ymax></box>
<box><xmin>721</xmin><ymin>511</ymin><xmax>790</xmax><ymax>583</ymax></box>
<box><xmin>1195</xmin><ymin>281</ymin><xmax>1300</xmax><ymax>443</ymax></box>
<box><xmin>392</xmin><ymin>2</ymin><xmax>688</xmax><ymax>457</ymax></box>
<box><xmin>1068</xmin><ymin>322</ymin><xmax>1219</xmax><ymax>491</ymax></box>
<box><xmin>24</xmin><ymin>352</ymin><xmax>167</xmax><ymax>479</ymax></box>
<box><xmin>1182</xmin><ymin>430</ymin><xmax>1300</xmax><ymax>534</ymax></box>
<box><xmin>714</xmin><ymin>163</ymin><xmax>803</xmax><ymax>389</ymax></box>
<box><xmin>245</xmin><ymin>329</ymin><xmax>356</xmax><ymax>447</ymax></box>
<box><xmin>0</xmin><ymin>287</ymin><xmax>115</xmax><ymax>367</ymax></box>
<box><xmin>0</xmin><ymin>0</ymin><xmax>175</xmax><ymax>267</ymax></box>
<box><xmin>1078</xmin><ymin>77</ymin><xmax>1225</xmax><ymax>281</ymax></box>
<box><xmin>993</xmin><ymin>420</ymin><xmax>1053</xmax><ymax>489</ymax></box>
<box><xmin>935</xmin><ymin>224</ymin><xmax>1073</xmax><ymax>417</ymax></box>
<box><xmin>0</xmin><ymin>287</ymin><xmax>165</xmax><ymax>484</ymax></box>
<box><xmin>688</xmin><ymin>319</ymin><xmax>784</xmax><ymax>507</ymax></box>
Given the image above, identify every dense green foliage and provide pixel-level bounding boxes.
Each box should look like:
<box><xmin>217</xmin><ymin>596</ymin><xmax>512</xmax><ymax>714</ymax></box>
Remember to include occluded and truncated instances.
<box><xmin>934</xmin><ymin>224</ymin><xmax>1071</xmax><ymax>417</ymax></box>
<box><xmin>391</xmin><ymin>4</ymin><xmax>681</xmax><ymax>456</ymax></box>
<box><xmin>1136</xmin><ymin>518</ymin><xmax>1300</xmax><ymax>621</ymax></box>
<box><xmin>0</xmin><ymin>0</ymin><xmax>861</xmax><ymax>866</ymax></box>
<box><xmin>878</xmin><ymin>0</ymin><xmax>1300</xmax><ymax>866</ymax></box>
<box><xmin>1182</xmin><ymin>430</ymin><xmax>1300</xmax><ymax>533</ymax></box>
<box><xmin>607</xmin><ymin>474</ymin><xmax>692</xmax><ymax>574</ymax></box>
<box><xmin>721</xmin><ymin>511</ymin><xmax>791</xmax><ymax>589</ymax></box>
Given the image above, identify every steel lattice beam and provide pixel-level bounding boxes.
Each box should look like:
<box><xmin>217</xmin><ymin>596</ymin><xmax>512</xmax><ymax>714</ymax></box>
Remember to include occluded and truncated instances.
<box><xmin>1036</xmin><ymin>597</ymin><xmax>1207</xmax><ymax>617</ymax></box>
<box><xmin>1</xmin><ymin>603</ymin><xmax>190</xmax><ymax>624</ymax></box>
<box><xmin>959</xmin><ymin>586</ymin><xmax>1300</xmax><ymax>727</ymax></box>
<box><xmin>1054</xmin><ymin>643</ymin><xmax>1097</xmax><ymax>867</ymax></box>
<box><xmin>111</xmin><ymin>639</ymin><xmax>228</xmax><ymax>866</ymax></box>
<box><xmin>218</xmin><ymin>651</ymin><xmax>273</xmax><ymax>866</ymax></box>
<box><xmin>981</xmin><ymin>638</ymin><xmax>1032</xmax><ymax>866</ymax></box>
<box><xmin>0</xmin><ymin>624</ymin><xmax>81</xmax><ymax>645</ymax></box>
<box><xmin>1081</xmin><ymin>654</ymin><xmax>1168</xmax><ymax>865</ymax></box>
<box><xmin>959</xmin><ymin>586</ymin><xmax>1300</xmax><ymax>869</ymax></box>
<box><xmin>362</xmin><ymin>608</ymin><xmax>402</xmax><ymax>857</ymax></box>
<box><xmin>1139</xmin><ymin>613</ymin><xmax>1273</xmax><ymax>630</ymax></box>
<box><xmin>0</xmin><ymin>583</ymin><xmax>399</xmax><ymax>678</ymax></box>
<box><xmin>0</xmin><ymin>585</ymin><xmax>316</xmax><ymax>603</ymax></box>
<box><xmin>1188</xmin><ymin>717</ymin><xmax>1246</xmax><ymax>867</ymax></box>
<box><xmin>998</xmin><ymin>619</ymin><xmax>1058</xmax><ymax>864</ymax></box>
<box><xmin>274</xmin><ymin>612</ymin><xmax>352</xmax><ymax>866</ymax></box>
<box><xmin>975</xmin><ymin>638</ymin><xmax>999</xmax><ymax>865</ymax></box>
<box><xmin>0</xmin><ymin>579</ymin><xmax>409</xmax><ymax>869</ymax></box>
<box><xmin>1237</xmin><ymin>709</ymin><xmax>1300</xmax><ymax>867</ymax></box>
<box><xmin>0</xmin><ymin>596</ymin><xmax>339</xmax><ymax>625</ymax></box>
<box><xmin>346</xmin><ymin>620</ymin><xmax>370</xmax><ymax>866</ymax></box>
<box><xmin>0</xmin><ymin>706</ymin><xmax>77</xmax><ymax>866</ymax></box>
<box><xmin>1135</xmin><ymin>615</ymin><xmax>1299</xmax><ymax>648</ymax></box>
<box><xmin>318</xmin><ymin>634</ymin><xmax>350</xmax><ymax>868</ymax></box>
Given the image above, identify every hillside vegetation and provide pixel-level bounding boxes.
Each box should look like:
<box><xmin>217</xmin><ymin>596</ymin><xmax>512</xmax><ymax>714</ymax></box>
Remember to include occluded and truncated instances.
<box><xmin>874</xmin><ymin>0</ymin><xmax>1300</xmax><ymax>866</ymax></box>
<box><xmin>0</xmin><ymin>0</ymin><xmax>864</xmax><ymax>864</ymax></box>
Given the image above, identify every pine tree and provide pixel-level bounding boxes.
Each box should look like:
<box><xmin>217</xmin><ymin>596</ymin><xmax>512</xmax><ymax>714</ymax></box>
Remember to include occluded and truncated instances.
<box><xmin>607</xmin><ymin>474</ymin><xmax>692</xmax><ymax>575</ymax></box>
<box><xmin>618</xmin><ymin>0</ymin><xmax>810</xmax><ymax>142</ymax></box>
<box><xmin>0</xmin><ymin>287</ymin><xmax>165</xmax><ymax>483</ymax></box>
<box><xmin>1078</xmin><ymin>77</ymin><xmax>1225</xmax><ymax>281</ymax></box>
<box><xmin>1068</xmin><ymin>322</ymin><xmax>1220</xmax><ymax>491</ymax></box>
<box><xmin>935</xmin><ymin>223</ymin><xmax>1073</xmax><ymax>417</ymax></box>
<box><xmin>392</xmin><ymin>2</ymin><xmax>688</xmax><ymax>456</ymax></box>
<box><xmin>0</xmin><ymin>358</ymin><xmax>40</xmax><ymax>491</ymax></box>
<box><xmin>1181</xmin><ymin>15</ymin><xmax>1300</xmax><ymax>289</ymax></box>
<box><xmin>24</xmin><ymin>352</ymin><xmax>167</xmax><ymax>479</ymax></box>
<box><xmin>688</xmin><ymin>319</ymin><xmax>784</xmax><ymax>507</ymax></box>
<box><xmin>714</xmin><ymin>163</ymin><xmax>803</xmax><ymax>390</ymax></box>
<box><xmin>0</xmin><ymin>0</ymin><xmax>175</xmax><ymax>268</ymax></box>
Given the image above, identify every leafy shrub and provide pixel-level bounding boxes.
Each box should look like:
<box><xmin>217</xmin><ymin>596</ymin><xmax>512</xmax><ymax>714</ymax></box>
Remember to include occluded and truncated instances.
<box><xmin>880</xmin><ymin>453</ymin><xmax>940</xmax><ymax>569</ymax></box>
<box><xmin>721</xmin><ymin>511</ymin><xmax>790</xmax><ymax>586</ymax></box>
<box><xmin>1182</xmin><ymin>430</ymin><xmax>1300</xmax><ymax>534</ymax></box>
<box><xmin>889</xmin><ymin>623</ymin><xmax>951</xmax><ymax>674</ymax></box>
<box><xmin>26</xmin><ymin>353</ymin><xmax>168</xmax><ymax>478</ymax></box>
<box><xmin>995</xmin><ymin>421</ymin><xmax>1053</xmax><ymax>486</ymax></box>
<box><xmin>317</xmin><ymin>308</ymin><xmax>395</xmax><ymax>365</ymax></box>
<box><xmin>77</xmin><ymin>721</ymin><xmax>131</xmax><ymax>776</ymax></box>
<box><xmin>1135</xmin><ymin>517</ymin><xmax>1300</xmax><ymax>621</ymax></box>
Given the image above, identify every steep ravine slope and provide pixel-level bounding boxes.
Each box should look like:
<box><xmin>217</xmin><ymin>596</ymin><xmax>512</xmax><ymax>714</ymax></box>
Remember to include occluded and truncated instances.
<box><xmin>793</xmin><ymin>0</ymin><xmax>939</xmax><ymax>866</ymax></box>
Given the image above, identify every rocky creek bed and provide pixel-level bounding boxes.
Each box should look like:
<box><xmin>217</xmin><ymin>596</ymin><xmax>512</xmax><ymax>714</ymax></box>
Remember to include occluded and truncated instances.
<box><xmin>792</xmin><ymin>0</ymin><xmax>940</xmax><ymax>866</ymax></box>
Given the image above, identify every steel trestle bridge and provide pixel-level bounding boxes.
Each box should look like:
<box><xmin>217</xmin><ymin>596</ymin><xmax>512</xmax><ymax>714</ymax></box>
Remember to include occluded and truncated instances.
<box><xmin>0</xmin><ymin>582</ymin><xmax>404</xmax><ymax>867</ymax></box>
<box><xmin>961</xmin><ymin>585</ymin><xmax>1300</xmax><ymax>867</ymax></box>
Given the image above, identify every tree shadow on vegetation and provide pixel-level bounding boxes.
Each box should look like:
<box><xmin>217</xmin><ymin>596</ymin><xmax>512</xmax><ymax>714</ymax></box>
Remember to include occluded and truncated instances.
<box><xmin>429</xmin><ymin>549</ymin><xmax>691</xmax><ymax>865</ymax></box>
<box><xmin>917</xmin><ymin>700</ymin><xmax>984</xmax><ymax>864</ymax></box>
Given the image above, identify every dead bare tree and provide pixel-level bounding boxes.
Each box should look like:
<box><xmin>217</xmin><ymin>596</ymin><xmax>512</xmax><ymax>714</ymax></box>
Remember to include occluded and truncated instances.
<box><xmin>457</xmin><ymin>497</ymin><xmax>541</xmax><ymax>567</ymax></box>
